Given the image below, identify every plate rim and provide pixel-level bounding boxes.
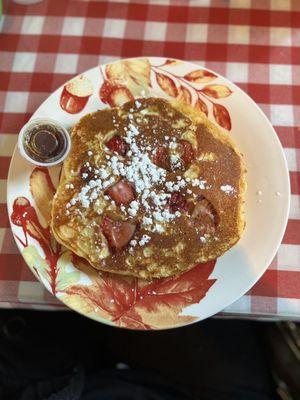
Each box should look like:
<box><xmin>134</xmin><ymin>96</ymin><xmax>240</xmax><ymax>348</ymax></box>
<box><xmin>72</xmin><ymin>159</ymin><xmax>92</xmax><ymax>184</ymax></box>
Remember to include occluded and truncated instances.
<box><xmin>7</xmin><ymin>56</ymin><xmax>291</xmax><ymax>329</ymax></box>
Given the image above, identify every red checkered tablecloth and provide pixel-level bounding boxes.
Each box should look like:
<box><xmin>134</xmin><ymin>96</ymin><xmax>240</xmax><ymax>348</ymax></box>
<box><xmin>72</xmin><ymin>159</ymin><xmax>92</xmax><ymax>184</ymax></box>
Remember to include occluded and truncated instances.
<box><xmin>0</xmin><ymin>0</ymin><xmax>299</xmax><ymax>319</ymax></box>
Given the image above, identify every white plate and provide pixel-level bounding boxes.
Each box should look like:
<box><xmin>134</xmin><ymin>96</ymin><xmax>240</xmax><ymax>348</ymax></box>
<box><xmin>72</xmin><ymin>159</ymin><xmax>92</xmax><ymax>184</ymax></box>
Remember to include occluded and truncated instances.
<box><xmin>7</xmin><ymin>57</ymin><xmax>290</xmax><ymax>330</ymax></box>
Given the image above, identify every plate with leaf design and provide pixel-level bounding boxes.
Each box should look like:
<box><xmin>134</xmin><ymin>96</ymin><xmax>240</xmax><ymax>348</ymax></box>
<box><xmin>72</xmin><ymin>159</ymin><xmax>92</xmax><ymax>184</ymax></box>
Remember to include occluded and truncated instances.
<box><xmin>7</xmin><ymin>57</ymin><xmax>290</xmax><ymax>330</ymax></box>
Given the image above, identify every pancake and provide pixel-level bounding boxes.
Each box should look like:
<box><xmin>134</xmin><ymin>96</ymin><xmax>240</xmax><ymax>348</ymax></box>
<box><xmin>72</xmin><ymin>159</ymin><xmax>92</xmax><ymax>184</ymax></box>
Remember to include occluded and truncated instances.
<box><xmin>50</xmin><ymin>98</ymin><xmax>246</xmax><ymax>279</ymax></box>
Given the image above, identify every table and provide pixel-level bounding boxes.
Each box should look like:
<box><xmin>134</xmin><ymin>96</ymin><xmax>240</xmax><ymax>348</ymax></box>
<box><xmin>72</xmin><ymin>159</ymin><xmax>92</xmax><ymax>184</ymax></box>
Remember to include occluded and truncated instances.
<box><xmin>0</xmin><ymin>0</ymin><xmax>299</xmax><ymax>319</ymax></box>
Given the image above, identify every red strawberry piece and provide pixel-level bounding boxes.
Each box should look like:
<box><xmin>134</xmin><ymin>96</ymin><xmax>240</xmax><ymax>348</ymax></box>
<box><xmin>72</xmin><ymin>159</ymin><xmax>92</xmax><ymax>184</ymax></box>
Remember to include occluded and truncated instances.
<box><xmin>80</xmin><ymin>165</ymin><xmax>95</xmax><ymax>181</ymax></box>
<box><xmin>152</xmin><ymin>147</ymin><xmax>170</xmax><ymax>170</ymax></box>
<box><xmin>169</xmin><ymin>192</ymin><xmax>188</xmax><ymax>212</ymax></box>
<box><xmin>106</xmin><ymin>180</ymin><xmax>135</xmax><ymax>205</ymax></box>
<box><xmin>188</xmin><ymin>196</ymin><xmax>219</xmax><ymax>233</ymax></box>
<box><xmin>105</xmin><ymin>135</ymin><xmax>128</xmax><ymax>156</ymax></box>
<box><xmin>179</xmin><ymin>140</ymin><xmax>195</xmax><ymax>165</ymax></box>
<box><xmin>101</xmin><ymin>216</ymin><xmax>136</xmax><ymax>249</ymax></box>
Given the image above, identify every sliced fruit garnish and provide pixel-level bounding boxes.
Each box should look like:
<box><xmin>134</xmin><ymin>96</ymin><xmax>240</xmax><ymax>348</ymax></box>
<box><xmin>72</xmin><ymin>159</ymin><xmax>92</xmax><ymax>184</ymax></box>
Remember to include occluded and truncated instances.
<box><xmin>179</xmin><ymin>140</ymin><xmax>195</xmax><ymax>165</ymax></box>
<box><xmin>169</xmin><ymin>192</ymin><xmax>188</xmax><ymax>212</ymax></box>
<box><xmin>188</xmin><ymin>196</ymin><xmax>219</xmax><ymax>233</ymax></box>
<box><xmin>80</xmin><ymin>164</ymin><xmax>95</xmax><ymax>181</ymax></box>
<box><xmin>152</xmin><ymin>146</ymin><xmax>170</xmax><ymax>170</ymax></box>
<box><xmin>101</xmin><ymin>216</ymin><xmax>136</xmax><ymax>249</ymax></box>
<box><xmin>106</xmin><ymin>180</ymin><xmax>135</xmax><ymax>205</ymax></box>
<box><xmin>105</xmin><ymin>135</ymin><xmax>128</xmax><ymax>156</ymax></box>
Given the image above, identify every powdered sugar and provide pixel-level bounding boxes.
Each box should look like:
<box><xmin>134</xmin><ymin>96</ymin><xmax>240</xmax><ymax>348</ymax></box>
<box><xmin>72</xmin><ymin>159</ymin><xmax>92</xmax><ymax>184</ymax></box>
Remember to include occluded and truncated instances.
<box><xmin>220</xmin><ymin>184</ymin><xmax>235</xmax><ymax>195</ymax></box>
<box><xmin>153</xmin><ymin>224</ymin><xmax>165</xmax><ymax>233</ymax></box>
<box><xmin>65</xmin><ymin>105</ymin><xmax>228</xmax><ymax>248</ymax></box>
<box><xmin>142</xmin><ymin>216</ymin><xmax>153</xmax><ymax>225</ymax></box>
<box><xmin>139</xmin><ymin>234</ymin><xmax>151</xmax><ymax>246</ymax></box>
<box><xmin>190</xmin><ymin>178</ymin><xmax>212</xmax><ymax>190</ymax></box>
<box><xmin>128</xmin><ymin>200</ymin><xmax>139</xmax><ymax>216</ymax></box>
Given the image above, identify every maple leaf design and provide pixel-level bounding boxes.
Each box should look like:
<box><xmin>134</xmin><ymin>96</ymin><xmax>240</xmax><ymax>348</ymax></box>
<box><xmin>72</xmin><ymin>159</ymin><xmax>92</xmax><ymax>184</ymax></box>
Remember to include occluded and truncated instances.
<box><xmin>64</xmin><ymin>260</ymin><xmax>217</xmax><ymax>330</ymax></box>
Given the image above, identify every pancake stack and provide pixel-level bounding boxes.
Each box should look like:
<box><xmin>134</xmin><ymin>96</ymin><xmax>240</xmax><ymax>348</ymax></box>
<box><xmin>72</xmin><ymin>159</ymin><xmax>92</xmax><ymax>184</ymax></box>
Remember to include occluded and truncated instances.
<box><xmin>51</xmin><ymin>98</ymin><xmax>246</xmax><ymax>279</ymax></box>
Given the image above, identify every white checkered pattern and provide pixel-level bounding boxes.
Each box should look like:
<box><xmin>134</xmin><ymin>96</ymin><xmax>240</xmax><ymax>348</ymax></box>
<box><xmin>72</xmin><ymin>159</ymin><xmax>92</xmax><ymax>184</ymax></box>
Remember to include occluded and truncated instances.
<box><xmin>21</xmin><ymin>15</ymin><xmax>45</xmax><ymax>35</ymax></box>
<box><xmin>61</xmin><ymin>16</ymin><xmax>85</xmax><ymax>36</ymax></box>
<box><xmin>12</xmin><ymin>52</ymin><xmax>37</xmax><ymax>72</ymax></box>
<box><xmin>54</xmin><ymin>53</ymin><xmax>79</xmax><ymax>73</ymax></box>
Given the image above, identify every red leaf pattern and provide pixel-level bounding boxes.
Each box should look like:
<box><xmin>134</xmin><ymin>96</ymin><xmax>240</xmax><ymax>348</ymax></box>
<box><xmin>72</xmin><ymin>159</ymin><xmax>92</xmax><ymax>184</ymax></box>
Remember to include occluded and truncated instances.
<box><xmin>11</xmin><ymin>170</ymin><xmax>61</xmax><ymax>295</ymax></box>
<box><xmin>184</xmin><ymin>69</ymin><xmax>217</xmax><ymax>83</ymax></box>
<box><xmin>201</xmin><ymin>85</ymin><xmax>232</xmax><ymax>99</ymax></box>
<box><xmin>163</xmin><ymin>59</ymin><xmax>180</xmax><ymax>67</ymax></box>
<box><xmin>11</xmin><ymin>166</ymin><xmax>217</xmax><ymax>329</ymax></box>
<box><xmin>177</xmin><ymin>86</ymin><xmax>192</xmax><ymax>105</ymax></box>
<box><xmin>213</xmin><ymin>103</ymin><xmax>232</xmax><ymax>130</ymax></box>
<box><xmin>195</xmin><ymin>98</ymin><xmax>208</xmax><ymax>116</ymax></box>
<box><xmin>66</xmin><ymin>260</ymin><xmax>216</xmax><ymax>330</ymax></box>
<box><xmin>156</xmin><ymin>73</ymin><xmax>178</xmax><ymax>97</ymax></box>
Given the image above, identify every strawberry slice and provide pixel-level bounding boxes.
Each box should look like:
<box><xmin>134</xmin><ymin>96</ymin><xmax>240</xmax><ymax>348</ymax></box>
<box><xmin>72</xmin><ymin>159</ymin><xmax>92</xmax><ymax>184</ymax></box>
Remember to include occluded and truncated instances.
<box><xmin>105</xmin><ymin>135</ymin><xmax>128</xmax><ymax>156</ymax></box>
<box><xmin>179</xmin><ymin>140</ymin><xmax>195</xmax><ymax>165</ymax></box>
<box><xmin>80</xmin><ymin>164</ymin><xmax>95</xmax><ymax>181</ymax></box>
<box><xmin>188</xmin><ymin>196</ymin><xmax>219</xmax><ymax>233</ymax></box>
<box><xmin>106</xmin><ymin>180</ymin><xmax>135</xmax><ymax>205</ymax></box>
<box><xmin>152</xmin><ymin>147</ymin><xmax>170</xmax><ymax>170</ymax></box>
<box><xmin>169</xmin><ymin>192</ymin><xmax>188</xmax><ymax>212</ymax></box>
<box><xmin>101</xmin><ymin>216</ymin><xmax>136</xmax><ymax>249</ymax></box>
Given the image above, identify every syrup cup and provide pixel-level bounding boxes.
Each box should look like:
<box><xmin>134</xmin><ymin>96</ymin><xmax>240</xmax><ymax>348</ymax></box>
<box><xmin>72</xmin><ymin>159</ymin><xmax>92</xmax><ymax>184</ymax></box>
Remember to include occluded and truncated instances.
<box><xmin>18</xmin><ymin>118</ymin><xmax>71</xmax><ymax>167</ymax></box>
